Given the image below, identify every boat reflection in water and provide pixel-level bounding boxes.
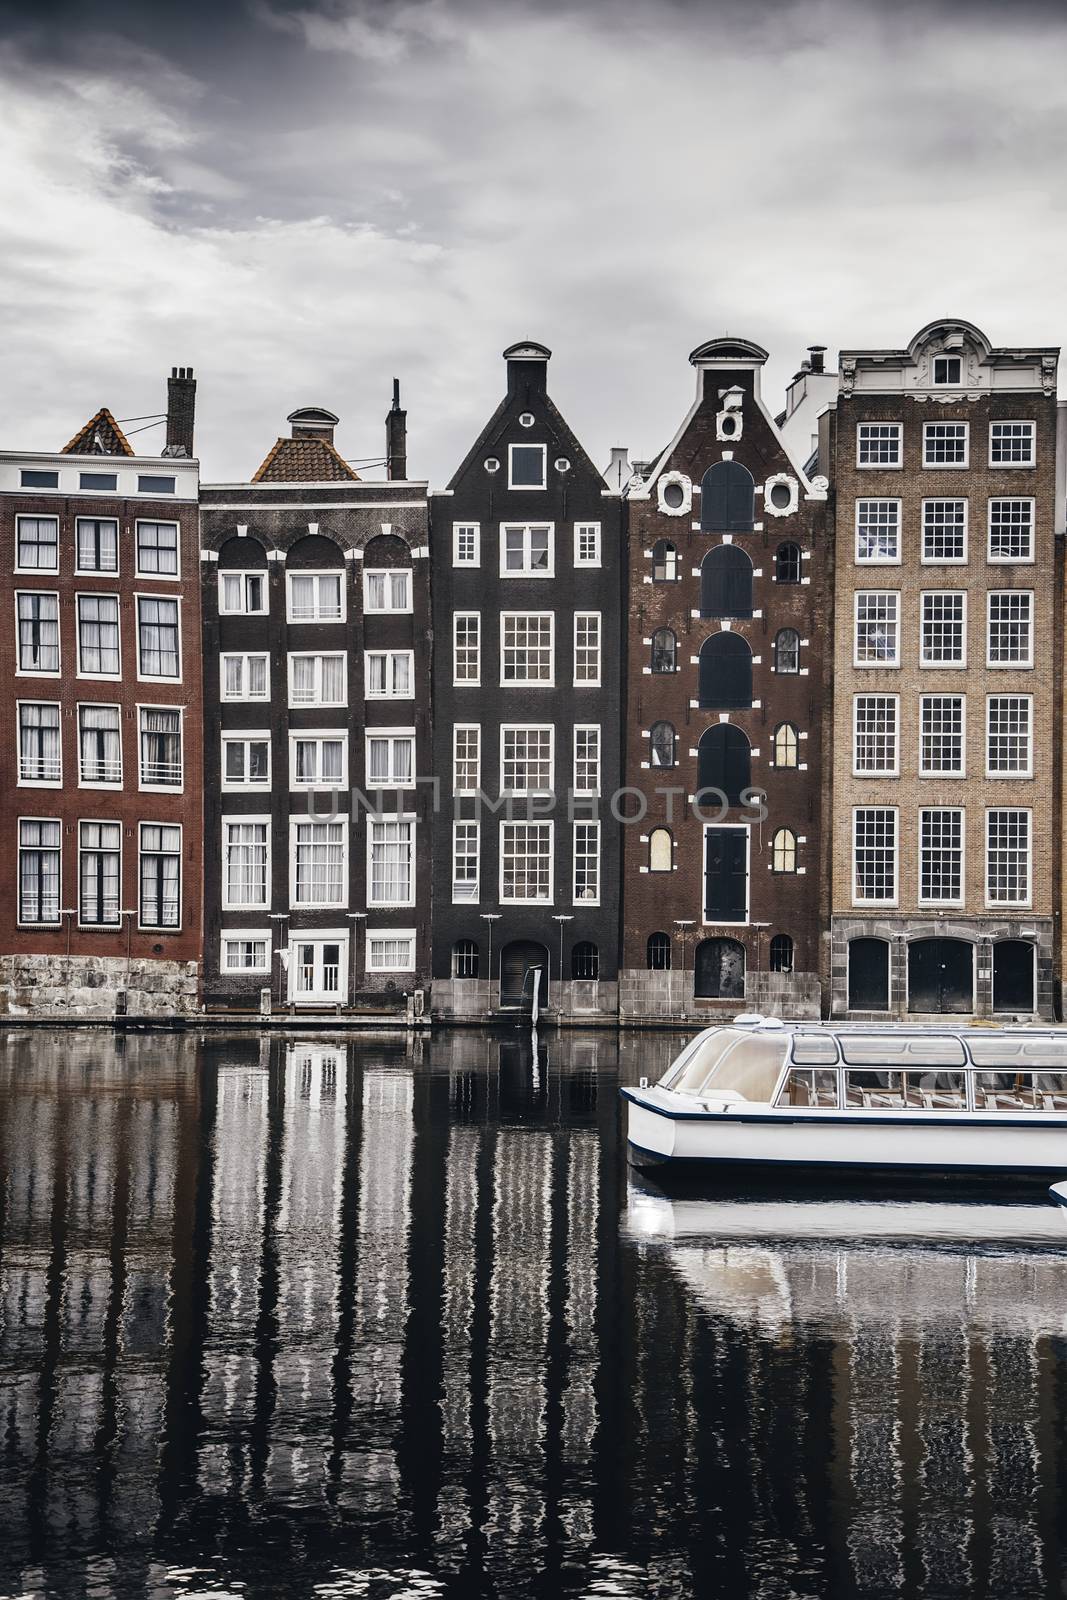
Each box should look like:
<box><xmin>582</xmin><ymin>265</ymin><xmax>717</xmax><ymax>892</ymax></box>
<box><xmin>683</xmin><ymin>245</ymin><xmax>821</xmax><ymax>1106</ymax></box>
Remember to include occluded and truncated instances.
<box><xmin>625</xmin><ymin>1173</ymin><xmax>1067</xmax><ymax>1596</ymax></box>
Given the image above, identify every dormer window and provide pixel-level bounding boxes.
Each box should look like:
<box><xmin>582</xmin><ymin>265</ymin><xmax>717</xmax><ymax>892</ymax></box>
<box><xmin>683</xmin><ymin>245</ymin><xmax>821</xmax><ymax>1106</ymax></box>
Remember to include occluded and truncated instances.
<box><xmin>509</xmin><ymin>444</ymin><xmax>547</xmax><ymax>490</ymax></box>
<box><xmin>933</xmin><ymin>356</ymin><xmax>962</xmax><ymax>385</ymax></box>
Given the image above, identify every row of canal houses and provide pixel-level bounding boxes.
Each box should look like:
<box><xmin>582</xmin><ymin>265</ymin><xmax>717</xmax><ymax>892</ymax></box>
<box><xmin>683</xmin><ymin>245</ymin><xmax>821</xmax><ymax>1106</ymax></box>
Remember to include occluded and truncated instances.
<box><xmin>0</xmin><ymin>319</ymin><xmax>1062</xmax><ymax>1024</ymax></box>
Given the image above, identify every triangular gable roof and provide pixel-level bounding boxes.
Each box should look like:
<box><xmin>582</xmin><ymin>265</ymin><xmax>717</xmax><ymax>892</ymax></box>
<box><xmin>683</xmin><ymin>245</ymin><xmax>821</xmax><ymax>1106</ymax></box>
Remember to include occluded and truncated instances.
<box><xmin>61</xmin><ymin>408</ymin><xmax>135</xmax><ymax>457</ymax></box>
<box><xmin>445</xmin><ymin>390</ymin><xmax>601</xmax><ymax>493</ymax></box>
<box><xmin>252</xmin><ymin>436</ymin><xmax>360</xmax><ymax>483</ymax></box>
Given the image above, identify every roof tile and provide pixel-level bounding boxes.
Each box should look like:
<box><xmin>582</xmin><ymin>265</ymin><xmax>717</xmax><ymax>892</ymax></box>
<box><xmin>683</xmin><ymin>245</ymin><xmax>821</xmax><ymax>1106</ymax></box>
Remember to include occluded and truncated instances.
<box><xmin>252</xmin><ymin>436</ymin><xmax>359</xmax><ymax>483</ymax></box>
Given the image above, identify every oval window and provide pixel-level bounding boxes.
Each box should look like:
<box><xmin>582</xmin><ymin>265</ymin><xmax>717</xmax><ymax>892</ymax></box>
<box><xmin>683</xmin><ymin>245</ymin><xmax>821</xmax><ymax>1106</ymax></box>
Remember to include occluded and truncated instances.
<box><xmin>662</xmin><ymin>481</ymin><xmax>684</xmax><ymax>509</ymax></box>
<box><xmin>720</xmin><ymin>415</ymin><xmax>738</xmax><ymax>437</ymax></box>
<box><xmin>769</xmin><ymin>481</ymin><xmax>792</xmax><ymax>510</ymax></box>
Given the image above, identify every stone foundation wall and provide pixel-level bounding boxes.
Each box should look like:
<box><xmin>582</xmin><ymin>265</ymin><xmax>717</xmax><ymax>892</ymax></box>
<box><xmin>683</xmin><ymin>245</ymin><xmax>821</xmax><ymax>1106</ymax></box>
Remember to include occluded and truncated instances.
<box><xmin>619</xmin><ymin>969</ymin><xmax>823</xmax><ymax>1025</ymax></box>
<box><xmin>0</xmin><ymin>955</ymin><xmax>200</xmax><ymax>1019</ymax></box>
<box><xmin>430</xmin><ymin>978</ymin><xmax>619</xmax><ymax>1025</ymax></box>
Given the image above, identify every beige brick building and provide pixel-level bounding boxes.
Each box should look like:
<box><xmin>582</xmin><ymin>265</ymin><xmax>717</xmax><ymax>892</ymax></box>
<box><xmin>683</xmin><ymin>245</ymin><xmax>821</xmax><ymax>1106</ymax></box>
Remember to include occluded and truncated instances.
<box><xmin>823</xmin><ymin>320</ymin><xmax>1061</xmax><ymax>1018</ymax></box>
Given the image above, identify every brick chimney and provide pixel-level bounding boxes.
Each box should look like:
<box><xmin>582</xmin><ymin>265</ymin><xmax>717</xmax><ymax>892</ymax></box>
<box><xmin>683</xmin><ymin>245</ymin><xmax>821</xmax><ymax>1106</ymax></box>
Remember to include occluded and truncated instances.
<box><xmin>386</xmin><ymin>378</ymin><xmax>407</xmax><ymax>480</ymax></box>
<box><xmin>165</xmin><ymin>367</ymin><xmax>196</xmax><ymax>458</ymax></box>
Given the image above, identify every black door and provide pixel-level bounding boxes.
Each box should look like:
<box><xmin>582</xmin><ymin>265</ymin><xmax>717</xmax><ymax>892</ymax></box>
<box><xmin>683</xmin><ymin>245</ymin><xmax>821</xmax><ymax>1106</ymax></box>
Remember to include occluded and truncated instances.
<box><xmin>695</xmin><ymin>938</ymin><xmax>746</xmax><ymax>999</ymax></box>
<box><xmin>700</xmin><ymin>545</ymin><xmax>753</xmax><ymax>618</ymax></box>
<box><xmin>704</xmin><ymin>829</ymin><xmax>747</xmax><ymax>922</ymax></box>
<box><xmin>847</xmin><ymin>937</ymin><xmax>890</xmax><ymax>1011</ymax></box>
<box><xmin>697</xmin><ymin>725</ymin><xmax>751</xmax><ymax>806</ymax></box>
<box><xmin>908</xmin><ymin>938</ymin><xmax>973</xmax><ymax>1013</ymax></box>
<box><xmin>500</xmin><ymin>941</ymin><xmax>549</xmax><ymax>1010</ymax></box>
<box><xmin>992</xmin><ymin>940</ymin><xmax>1035</xmax><ymax>1012</ymax></box>
<box><xmin>700</xmin><ymin>461</ymin><xmax>755</xmax><ymax>532</ymax></box>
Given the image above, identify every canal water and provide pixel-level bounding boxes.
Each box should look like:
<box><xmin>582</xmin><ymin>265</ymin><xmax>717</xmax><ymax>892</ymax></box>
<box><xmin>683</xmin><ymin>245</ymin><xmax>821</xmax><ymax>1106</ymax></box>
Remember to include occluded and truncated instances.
<box><xmin>1</xmin><ymin>1029</ymin><xmax>1066</xmax><ymax>1600</ymax></box>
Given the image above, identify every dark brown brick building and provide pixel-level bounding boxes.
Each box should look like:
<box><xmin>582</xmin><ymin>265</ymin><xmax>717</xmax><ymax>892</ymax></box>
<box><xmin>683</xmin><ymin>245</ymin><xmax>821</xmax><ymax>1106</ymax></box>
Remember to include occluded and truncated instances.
<box><xmin>0</xmin><ymin>373</ymin><xmax>204</xmax><ymax>1015</ymax></box>
<box><xmin>619</xmin><ymin>338</ymin><xmax>830</xmax><ymax>1021</ymax></box>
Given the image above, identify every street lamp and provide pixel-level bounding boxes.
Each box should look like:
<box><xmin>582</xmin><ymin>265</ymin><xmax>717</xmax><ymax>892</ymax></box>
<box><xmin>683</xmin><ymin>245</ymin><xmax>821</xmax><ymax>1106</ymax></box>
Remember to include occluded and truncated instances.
<box><xmin>551</xmin><ymin>914</ymin><xmax>574</xmax><ymax>999</ymax></box>
<box><xmin>480</xmin><ymin>913</ymin><xmax>501</xmax><ymax>1010</ymax></box>
<box><xmin>674</xmin><ymin>919</ymin><xmax>695</xmax><ymax>1020</ymax></box>
<box><xmin>347</xmin><ymin>912</ymin><xmax>367</xmax><ymax>1006</ymax></box>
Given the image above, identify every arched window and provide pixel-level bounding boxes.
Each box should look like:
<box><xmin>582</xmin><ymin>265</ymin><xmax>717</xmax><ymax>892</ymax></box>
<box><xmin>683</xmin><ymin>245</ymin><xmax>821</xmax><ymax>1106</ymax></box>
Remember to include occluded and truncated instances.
<box><xmin>769</xmin><ymin>934</ymin><xmax>794</xmax><ymax>973</ymax></box>
<box><xmin>772</xmin><ymin>828</ymin><xmax>797</xmax><ymax>873</ymax></box>
<box><xmin>452</xmin><ymin>939</ymin><xmax>479</xmax><ymax>978</ymax></box>
<box><xmin>700</xmin><ymin>545</ymin><xmax>753</xmax><ymax>618</ymax></box>
<box><xmin>571</xmin><ymin>941</ymin><xmax>600</xmax><ymax>980</ymax></box>
<box><xmin>652</xmin><ymin>540</ymin><xmax>677</xmax><ymax>581</ymax></box>
<box><xmin>697</xmin><ymin>724</ymin><xmax>751</xmax><ymax>805</ymax></box>
<box><xmin>774</xmin><ymin>628</ymin><xmax>800</xmax><ymax>673</ymax></box>
<box><xmin>649</xmin><ymin>828</ymin><xmax>673</xmax><ymax>872</ymax></box>
<box><xmin>773</xmin><ymin>723</ymin><xmax>799</xmax><ymax>768</ymax></box>
<box><xmin>694</xmin><ymin>938</ymin><xmax>746</xmax><ymax>999</ymax></box>
<box><xmin>698</xmin><ymin>632</ymin><xmax>753</xmax><ymax>709</ymax></box>
<box><xmin>700</xmin><ymin>461</ymin><xmax>755</xmax><ymax>532</ymax></box>
<box><xmin>651</xmin><ymin>629</ymin><xmax>677</xmax><ymax>673</ymax></box>
<box><xmin>647</xmin><ymin>932</ymin><xmax>672</xmax><ymax>971</ymax></box>
<box><xmin>775</xmin><ymin>543</ymin><xmax>802</xmax><ymax>583</ymax></box>
<box><xmin>650</xmin><ymin>721</ymin><xmax>676</xmax><ymax>767</ymax></box>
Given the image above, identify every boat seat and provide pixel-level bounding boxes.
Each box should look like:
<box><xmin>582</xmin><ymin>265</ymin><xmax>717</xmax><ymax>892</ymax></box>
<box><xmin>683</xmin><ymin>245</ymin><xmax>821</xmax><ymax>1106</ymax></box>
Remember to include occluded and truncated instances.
<box><xmin>861</xmin><ymin>1090</ymin><xmax>906</xmax><ymax>1108</ymax></box>
<box><xmin>920</xmin><ymin>1091</ymin><xmax>966</xmax><ymax>1110</ymax></box>
<box><xmin>1041</xmin><ymin>1094</ymin><xmax>1067</xmax><ymax>1111</ymax></box>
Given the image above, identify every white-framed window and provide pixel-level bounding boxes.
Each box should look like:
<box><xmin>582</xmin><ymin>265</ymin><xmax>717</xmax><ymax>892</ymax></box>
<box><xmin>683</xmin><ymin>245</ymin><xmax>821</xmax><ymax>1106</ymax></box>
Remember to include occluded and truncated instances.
<box><xmin>16</xmin><ymin>516</ymin><xmax>59</xmax><ymax>573</ymax></box>
<box><xmin>222</xmin><ymin>732</ymin><xmax>271</xmax><ymax>790</ymax></box>
<box><xmin>923</xmin><ymin>421</ymin><xmax>968</xmax><ymax>467</ymax></box>
<box><xmin>501</xmin><ymin>725</ymin><xmax>554</xmax><ymax>795</ymax></box>
<box><xmin>919</xmin><ymin>695</ymin><xmax>965</xmax><ymax>777</ymax></box>
<box><xmin>854</xmin><ymin>591</ymin><xmax>899</xmax><ymax>667</ymax></box>
<box><xmin>989</xmin><ymin>421</ymin><xmax>1036</xmax><ymax>467</ymax></box>
<box><xmin>221</xmin><ymin>930</ymin><xmax>271</xmax><ymax>974</ymax></box>
<box><xmin>16</xmin><ymin>592</ymin><xmax>60</xmax><ymax>674</ymax></box>
<box><xmin>856</xmin><ymin>423</ymin><xmax>902</xmax><ymax>467</ymax></box>
<box><xmin>222</xmin><ymin>653</ymin><xmax>269</xmax><ymax>701</ymax></box>
<box><xmin>137</xmin><ymin>596</ymin><xmax>181</xmax><ymax>680</ymax></box>
<box><xmin>76</xmin><ymin>518</ymin><xmax>119</xmax><ymax>574</ymax></box>
<box><xmin>368</xmin><ymin>817</ymin><xmax>415</xmax><ymax>906</ymax></box>
<box><xmin>287</xmin><ymin>570</ymin><xmax>345</xmax><ymax>622</ymax></box>
<box><xmin>573</xmin><ymin>820</ymin><xmax>600</xmax><ymax>904</ymax></box>
<box><xmin>919</xmin><ymin>808</ymin><xmax>964</xmax><ymax>905</ymax></box>
<box><xmin>855</xmin><ymin>499</ymin><xmax>900</xmax><ymax>563</ymax></box>
<box><xmin>453</xmin><ymin>612</ymin><xmax>480</xmax><ymax>685</ymax></box>
<box><xmin>574</xmin><ymin>611</ymin><xmax>601</xmax><ymax>686</ymax></box>
<box><xmin>76</xmin><ymin>593</ymin><xmax>120</xmax><ymax>677</ymax></box>
<box><xmin>852</xmin><ymin>695</ymin><xmax>898</xmax><ymax>776</ymax></box>
<box><xmin>500</xmin><ymin>820</ymin><xmax>553</xmax><ymax>903</ymax></box>
<box><xmin>219</xmin><ymin>570</ymin><xmax>268</xmax><ymax>615</ymax></box>
<box><xmin>932</xmin><ymin>355</ymin><xmax>962</xmax><ymax>386</ymax></box>
<box><xmin>574</xmin><ymin>724</ymin><xmax>601</xmax><ymax>794</ymax></box>
<box><xmin>852</xmin><ymin>807</ymin><xmax>898</xmax><ymax>905</ymax></box>
<box><xmin>988</xmin><ymin>499</ymin><xmax>1034</xmax><ymax>563</ymax></box>
<box><xmin>79</xmin><ymin>820</ymin><xmax>121</xmax><ymax>927</ymax></box>
<box><xmin>987</xmin><ymin>695</ymin><xmax>1033</xmax><ymax>778</ymax></box>
<box><xmin>363</xmin><ymin>568</ymin><xmax>411</xmax><ymax>614</ymax></box>
<box><xmin>288</xmin><ymin>652</ymin><xmax>347</xmax><ymax>707</ymax></box>
<box><xmin>920</xmin><ymin>591</ymin><xmax>966</xmax><ymax>667</ymax></box>
<box><xmin>135</xmin><ymin>520</ymin><xmax>179</xmax><ymax>579</ymax></box>
<box><xmin>223</xmin><ymin>818</ymin><xmax>270</xmax><ymax>910</ymax></box>
<box><xmin>291</xmin><ymin>818</ymin><xmax>347</xmax><ymax>908</ymax></box>
<box><xmin>17</xmin><ymin>702</ymin><xmax>61</xmax><ymax>785</ymax></box>
<box><xmin>365</xmin><ymin>729</ymin><xmax>414</xmax><ymax>787</ymax></box>
<box><xmin>574</xmin><ymin>522</ymin><xmax>601</xmax><ymax>567</ymax></box>
<box><xmin>366</xmin><ymin>929</ymin><xmax>416</xmax><ymax>972</ymax></box>
<box><xmin>291</xmin><ymin>732</ymin><xmax>347</xmax><ymax>788</ymax></box>
<box><xmin>139</xmin><ymin>823</ymin><xmax>182</xmax><ymax>928</ymax></box>
<box><xmin>508</xmin><ymin>443</ymin><xmax>547</xmax><ymax>490</ymax></box>
<box><xmin>78</xmin><ymin>704</ymin><xmax>122</xmax><ymax>786</ymax></box>
<box><xmin>139</xmin><ymin>706</ymin><xmax>183</xmax><ymax>789</ymax></box>
<box><xmin>987</xmin><ymin>591</ymin><xmax>1033</xmax><ymax>667</ymax></box>
<box><xmin>502</xmin><ymin>612</ymin><xmax>554</xmax><ymax>684</ymax></box>
<box><xmin>921</xmin><ymin>499</ymin><xmax>967</xmax><ymax>563</ymax></box>
<box><xmin>452</xmin><ymin>821</ymin><xmax>479</xmax><ymax>902</ymax></box>
<box><xmin>18</xmin><ymin>817</ymin><xmax>61</xmax><ymax>926</ymax></box>
<box><xmin>501</xmin><ymin>522</ymin><xmax>553</xmax><ymax>576</ymax></box>
<box><xmin>453</xmin><ymin>523</ymin><xmax>480</xmax><ymax>567</ymax></box>
<box><xmin>365</xmin><ymin>650</ymin><xmax>413</xmax><ymax>698</ymax></box>
<box><xmin>772</xmin><ymin>828</ymin><xmax>797</xmax><ymax>873</ymax></box>
<box><xmin>986</xmin><ymin>808</ymin><xmax>1031</xmax><ymax>906</ymax></box>
<box><xmin>453</xmin><ymin>724</ymin><xmax>480</xmax><ymax>794</ymax></box>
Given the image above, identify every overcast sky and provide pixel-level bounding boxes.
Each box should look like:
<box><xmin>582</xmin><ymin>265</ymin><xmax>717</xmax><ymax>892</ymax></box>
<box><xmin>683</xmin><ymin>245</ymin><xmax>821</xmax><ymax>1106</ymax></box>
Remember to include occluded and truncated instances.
<box><xmin>1</xmin><ymin>0</ymin><xmax>1065</xmax><ymax>483</ymax></box>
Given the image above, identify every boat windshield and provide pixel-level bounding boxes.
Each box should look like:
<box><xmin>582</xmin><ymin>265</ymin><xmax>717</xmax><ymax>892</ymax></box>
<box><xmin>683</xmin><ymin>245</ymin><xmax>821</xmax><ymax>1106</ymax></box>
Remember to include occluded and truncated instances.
<box><xmin>668</xmin><ymin>1032</ymin><xmax>790</xmax><ymax>1103</ymax></box>
<box><xmin>660</xmin><ymin>1029</ymin><xmax>745</xmax><ymax>1092</ymax></box>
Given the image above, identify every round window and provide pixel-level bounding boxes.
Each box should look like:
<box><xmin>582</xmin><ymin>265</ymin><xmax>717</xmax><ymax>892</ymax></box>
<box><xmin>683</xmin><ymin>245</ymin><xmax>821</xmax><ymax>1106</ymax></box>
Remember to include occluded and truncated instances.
<box><xmin>484</xmin><ymin>457</ymin><xmax>500</xmax><ymax>473</ymax></box>
<box><xmin>554</xmin><ymin>457</ymin><xmax>571</xmax><ymax>473</ymax></box>
<box><xmin>519</xmin><ymin>412</ymin><xmax>535</xmax><ymax>428</ymax></box>
<box><xmin>662</xmin><ymin>482</ymin><xmax>685</xmax><ymax>509</ymax></box>
<box><xmin>769</xmin><ymin>481</ymin><xmax>793</xmax><ymax>510</ymax></box>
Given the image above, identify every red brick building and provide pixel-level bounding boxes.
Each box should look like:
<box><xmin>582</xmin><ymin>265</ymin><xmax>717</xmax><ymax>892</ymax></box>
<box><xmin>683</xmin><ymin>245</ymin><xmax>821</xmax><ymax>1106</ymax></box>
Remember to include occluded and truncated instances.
<box><xmin>619</xmin><ymin>338</ymin><xmax>830</xmax><ymax>1021</ymax></box>
<box><xmin>0</xmin><ymin>372</ymin><xmax>203</xmax><ymax>1016</ymax></box>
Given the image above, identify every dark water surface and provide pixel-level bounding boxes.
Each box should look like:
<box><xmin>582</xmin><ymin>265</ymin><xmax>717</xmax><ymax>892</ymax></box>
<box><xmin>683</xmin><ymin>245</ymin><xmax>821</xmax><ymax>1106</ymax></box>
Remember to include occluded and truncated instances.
<box><xmin>1</xmin><ymin>1030</ymin><xmax>1066</xmax><ymax>1600</ymax></box>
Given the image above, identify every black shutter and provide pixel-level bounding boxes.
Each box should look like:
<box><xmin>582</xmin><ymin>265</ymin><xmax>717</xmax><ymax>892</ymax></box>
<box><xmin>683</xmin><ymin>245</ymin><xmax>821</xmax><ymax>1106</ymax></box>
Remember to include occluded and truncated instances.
<box><xmin>700</xmin><ymin>462</ymin><xmax>755</xmax><ymax>532</ymax></box>
<box><xmin>697</xmin><ymin>725</ymin><xmax>751</xmax><ymax>804</ymax></box>
<box><xmin>704</xmin><ymin>828</ymin><xmax>748</xmax><ymax>921</ymax></box>
<box><xmin>699</xmin><ymin>633</ymin><xmax>753</xmax><ymax>708</ymax></box>
<box><xmin>700</xmin><ymin>546</ymin><xmax>753</xmax><ymax>618</ymax></box>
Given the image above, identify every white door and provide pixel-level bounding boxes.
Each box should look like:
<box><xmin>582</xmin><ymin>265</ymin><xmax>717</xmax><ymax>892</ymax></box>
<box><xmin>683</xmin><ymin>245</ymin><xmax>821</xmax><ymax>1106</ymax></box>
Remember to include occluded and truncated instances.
<box><xmin>290</xmin><ymin>938</ymin><xmax>346</xmax><ymax>1004</ymax></box>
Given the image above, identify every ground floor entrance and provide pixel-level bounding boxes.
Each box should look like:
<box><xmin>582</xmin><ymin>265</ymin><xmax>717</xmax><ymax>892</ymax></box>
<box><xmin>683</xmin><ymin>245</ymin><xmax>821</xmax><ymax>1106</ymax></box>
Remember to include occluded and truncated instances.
<box><xmin>832</xmin><ymin>918</ymin><xmax>1051</xmax><ymax>1019</ymax></box>
<box><xmin>907</xmin><ymin>938</ymin><xmax>973</xmax><ymax>1014</ymax></box>
<box><xmin>499</xmin><ymin>940</ymin><xmax>549</xmax><ymax>1011</ymax></box>
<box><xmin>288</xmin><ymin>932</ymin><xmax>349</xmax><ymax>1005</ymax></box>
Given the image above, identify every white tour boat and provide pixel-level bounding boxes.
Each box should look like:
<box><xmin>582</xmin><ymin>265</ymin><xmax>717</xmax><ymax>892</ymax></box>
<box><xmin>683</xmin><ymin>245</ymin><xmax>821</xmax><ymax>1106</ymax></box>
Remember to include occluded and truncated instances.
<box><xmin>621</xmin><ymin>1015</ymin><xmax>1067</xmax><ymax>1179</ymax></box>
